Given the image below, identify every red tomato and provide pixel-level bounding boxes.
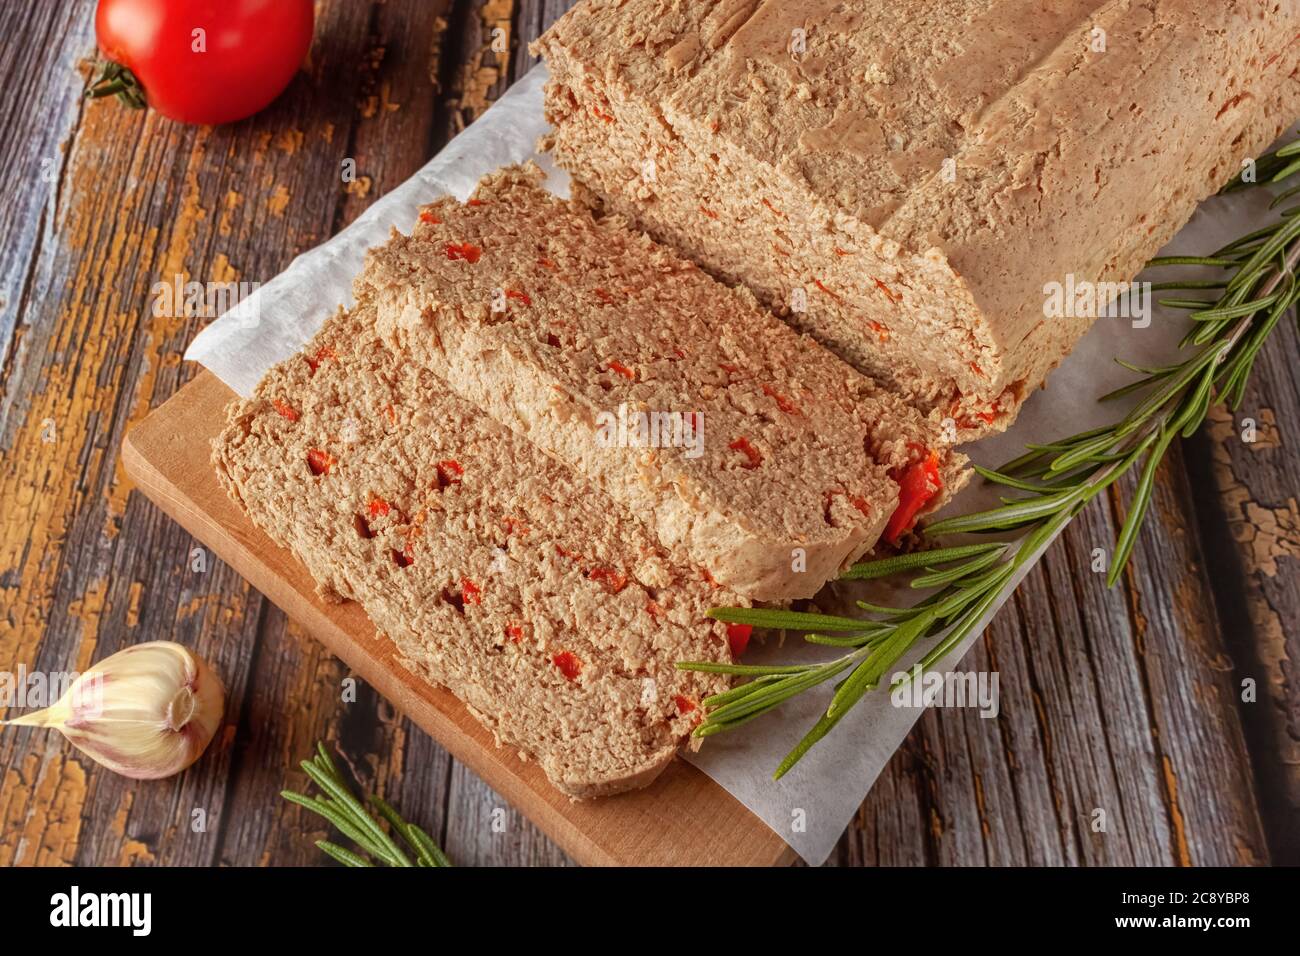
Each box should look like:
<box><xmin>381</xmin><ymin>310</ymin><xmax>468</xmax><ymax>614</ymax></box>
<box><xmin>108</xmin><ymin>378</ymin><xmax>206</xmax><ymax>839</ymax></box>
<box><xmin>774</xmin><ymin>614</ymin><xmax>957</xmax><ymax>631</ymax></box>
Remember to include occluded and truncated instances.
<box><xmin>91</xmin><ymin>0</ymin><xmax>314</xmax><ymax>125</ymax></box>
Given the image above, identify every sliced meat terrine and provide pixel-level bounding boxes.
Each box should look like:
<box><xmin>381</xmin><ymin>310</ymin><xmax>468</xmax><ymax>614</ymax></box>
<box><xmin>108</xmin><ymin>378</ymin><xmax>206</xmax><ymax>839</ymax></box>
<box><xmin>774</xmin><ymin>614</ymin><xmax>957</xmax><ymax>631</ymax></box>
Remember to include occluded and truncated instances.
<box><xmin>533</xmin><ymin>0</ymin><xmax>1300</xmax><ymax>435</ymax></box>
<box><xmin>357</xmin><ymin>164</ymin><xmax>968</xmax><ymax>603</ymax></box>
<box><xmin>213</xmin><ymin>301</ymin><xmax>747</xmax><ymax>799</ymax></box>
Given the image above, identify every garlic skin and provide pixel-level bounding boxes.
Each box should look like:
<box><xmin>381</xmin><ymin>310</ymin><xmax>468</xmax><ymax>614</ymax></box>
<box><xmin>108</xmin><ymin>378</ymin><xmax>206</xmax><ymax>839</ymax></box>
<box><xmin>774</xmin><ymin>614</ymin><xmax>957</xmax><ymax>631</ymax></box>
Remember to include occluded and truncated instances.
<box><xmin>3</xmin><ymin>641</ymin><xmax>225</xmax><ymax>780</ymax></box>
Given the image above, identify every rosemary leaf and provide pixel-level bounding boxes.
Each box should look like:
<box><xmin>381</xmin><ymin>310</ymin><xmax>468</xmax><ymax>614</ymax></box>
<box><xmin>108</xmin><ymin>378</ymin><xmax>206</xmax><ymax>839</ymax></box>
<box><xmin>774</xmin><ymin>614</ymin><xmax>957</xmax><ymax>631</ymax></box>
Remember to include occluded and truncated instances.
<box><xmin>706</xmin><ymin>606</ymin><xmax>872</xmax><ymax>632</ymax></box>
<box><xmin>679</xmin><ymin>660</ymin><xmax>820</xmax><ymax>676</ymax></box>
<box><xmin>804</xmin><ymin>632</ymin><xmax>876</xmax><ymax>647</ymax></box>
<box><xmin>300</xmin><ymin>760</ymin><xmax>413</xmax><ymax>868</ymax></box>
<box><xmin>773</xmin><ymin>711</ymin><xmax>842</xmax><ymax>781</ymax></box>
<box><xmin>924</xmin><ymin>487</ymin><xmax>1081</xmax><ymax>536</ymax></box>
<box><xmin>1108</xmin><ymin>427</ymin><xmax>1177</xmax><ymax>586</ymax></box>
<box><xmin>282</xmin><ymin>791</ymin><xmax>397</xmax><ymax>865</ymax></box>
<box><xmin>971</xmin><ymin>465</ymin><xmax>1058</xmax><ymax>493</ymax></box>
<box><xmin>282</xmin><ymin>743</ymin><xmax>451</xmax><ymax>869</ymax></box>
<box><xmin>1189</xmin><ymin>291</ymin><xmax>1281</xmax><ymax>321</ymax></box>
<box><xmin>841</xmin><ymin>542</ymin><xmax>1004</xmax><ymax>579</ymax></box>
<box><xmin>910</xmin><ymin>546</ymin><xmax>1008</xmax><ymax>588</ymax></box>
<box><xmin>827</xmin><ymin>610</ymin><xmax>937</xmax><ymax>720</ymax></box>
<box><xmin>1146</xmin><ymin>255</ymin><xmax>1239</xmax><ymax>267</ymax></box>
<box><xmin>701</xmin><ymin>675</ymin><xmax>784</xmax><ymax>709</ymax></box>
<box><xmin>914</xmin><ymin>567</ymin><xmax>1015</xmax><ymax>675</ymax></box>
<box><xmin>315</xmin><ymin>841</ymin><xmax>374</xmax><ymax>868</ymax></box>
<box><xmin>706</xmin><ymin>657</ymin><xmax>859</xmax><ymax>725</ymax></box>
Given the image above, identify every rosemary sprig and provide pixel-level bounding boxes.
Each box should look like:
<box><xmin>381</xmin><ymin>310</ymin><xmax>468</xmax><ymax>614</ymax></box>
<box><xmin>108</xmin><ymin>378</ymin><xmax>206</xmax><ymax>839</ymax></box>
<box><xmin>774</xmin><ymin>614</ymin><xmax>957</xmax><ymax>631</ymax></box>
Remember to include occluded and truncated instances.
<box><xmin>682</xmin><ymin>137</ymin><xmax>1300</xmax><ymax>778</ymax></box>
<box><xmin>281</xmin><ymin>742</ymin><xmax>452</xmax><ymax>867</ymax></box>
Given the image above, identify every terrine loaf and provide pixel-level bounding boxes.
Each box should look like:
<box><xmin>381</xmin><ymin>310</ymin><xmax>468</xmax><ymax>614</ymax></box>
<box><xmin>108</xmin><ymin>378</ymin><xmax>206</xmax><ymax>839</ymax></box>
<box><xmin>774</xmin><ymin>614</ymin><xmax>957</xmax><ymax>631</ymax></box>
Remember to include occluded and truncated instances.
<box><xmin>213</xmin><ymin>301</ymin><xmax>745</xmax><ymax>799</ymax></box>
<box><xmin>534</xmin><ymin>0</ymin><xmax>1300</xmax><ymax>435</ymax></box>
<box><xmin>357</xmin><ymin>165</ymin><xmax>968</xmax><ymax>603</ymax></box>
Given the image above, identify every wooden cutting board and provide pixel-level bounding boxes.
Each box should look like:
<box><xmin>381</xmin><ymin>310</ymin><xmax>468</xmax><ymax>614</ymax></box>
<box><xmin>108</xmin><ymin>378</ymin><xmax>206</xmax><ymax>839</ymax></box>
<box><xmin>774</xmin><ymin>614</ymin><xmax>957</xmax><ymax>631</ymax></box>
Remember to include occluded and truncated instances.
<box><xmin>121</xmin><ymin>370</ymin><xmax>793</xmax><ymax>867</ymax></box>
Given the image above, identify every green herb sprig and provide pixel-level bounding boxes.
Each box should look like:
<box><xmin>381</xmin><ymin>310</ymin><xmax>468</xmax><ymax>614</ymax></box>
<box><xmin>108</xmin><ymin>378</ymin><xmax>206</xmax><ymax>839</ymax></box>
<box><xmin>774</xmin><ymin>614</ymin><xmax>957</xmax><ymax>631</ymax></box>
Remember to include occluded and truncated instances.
<box><xmin>681</xmin><ymin>137</ymin><xmax>1300</xmax><ymax>779</ymax></box>
<box><xmin>281</xmin><ymin>742</ymin><xmax>452</xmax><ymax>868</ymax></box>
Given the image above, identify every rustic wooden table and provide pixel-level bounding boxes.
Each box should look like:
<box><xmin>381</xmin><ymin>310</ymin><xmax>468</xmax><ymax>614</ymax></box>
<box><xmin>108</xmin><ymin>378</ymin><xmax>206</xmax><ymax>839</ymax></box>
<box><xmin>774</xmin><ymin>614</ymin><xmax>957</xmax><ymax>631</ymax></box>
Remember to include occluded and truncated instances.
<box><xmin>1</xmin><ymin>0</ymin><xmax>1296</xmax><ymax>867</ymax></box>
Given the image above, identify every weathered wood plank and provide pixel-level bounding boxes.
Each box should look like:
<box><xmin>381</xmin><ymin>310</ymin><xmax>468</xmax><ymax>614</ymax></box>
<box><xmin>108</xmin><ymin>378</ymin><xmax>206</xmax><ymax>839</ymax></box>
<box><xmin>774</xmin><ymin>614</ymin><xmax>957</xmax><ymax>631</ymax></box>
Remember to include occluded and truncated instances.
<box><xmin>0</xmin><ymin>0</ymin><xmax>90</xmax><ymax>378</ymax></box>
<box><xmin>1184</xmin><ymin>313</ymin><xmax>1300</xmax><ymax>865</ymax></box>
<box><xmin>443</xmin><ymin>764</ymin><xmax>574</xmax><ymax>867</ymax></box>
<box><xmin>1114</xmin><ymin>440</ymin><xmax>1270</xmax><ymax>864</ymax></box>
<box><xmin>0</xmin><ymin>0</ymin><xmax>279</xmax><ymax>866</ymax></box>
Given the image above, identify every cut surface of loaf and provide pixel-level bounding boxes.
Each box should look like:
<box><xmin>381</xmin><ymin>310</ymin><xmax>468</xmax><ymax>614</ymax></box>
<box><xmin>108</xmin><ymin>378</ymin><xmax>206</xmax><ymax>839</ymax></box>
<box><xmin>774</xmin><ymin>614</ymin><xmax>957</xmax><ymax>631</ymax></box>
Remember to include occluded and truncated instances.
<box><xmin>212</xmin><ymin>302</ymin><xmax>744</xmax><ymax>799</ymax></box>
<box><xmin>358</xmin><ymin>165</ymin><xmax>968</xmax><ymax>602</ymax></box>
<box><xmin>534</xmin><ymin>0</ymin><xmax>1300</xmax><ymax>435</ymax></box>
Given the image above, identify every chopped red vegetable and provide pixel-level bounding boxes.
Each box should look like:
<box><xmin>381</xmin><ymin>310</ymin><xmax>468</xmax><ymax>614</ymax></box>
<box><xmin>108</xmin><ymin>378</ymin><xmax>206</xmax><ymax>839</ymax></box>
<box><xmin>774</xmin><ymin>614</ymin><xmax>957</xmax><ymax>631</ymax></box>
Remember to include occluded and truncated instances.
<box><xmin>674</xmin><ymin>695</ymin><xmax>696</xmax><ymax>714</ymax></box>
<box><xmin>506</xmin><ymin>623</ymin><xmax>525</xmax><ymax>644</ymax></box>
<box><xmin>461</xmin><ymin>577</ymin><xmax>483</xmax><ymax>606</ymax></box>
<box><xmin>883</xmin><ymin>451</ymin><xmax>942</xmax><ymax>544</ymax></box>
<box><xmin>873</xmin><ymin>277</ymin><xmax>901</xmax><ymax>304</ymax></box>
<box><xmin>553</xmin><ymin>651</ymin><xmax>582</xmax><ymax>681</ymax></box>
<box><xmin>307</xmin><ymin>448</ymin><xmax>335</xmax><ymax>476</ymax></box>
<box><xmin>729</xmin><ymin>436</ymin><xmax>763</xmax><ymax>469</ymax></box>
<box><xmin>505</xmin><ymin>288</ymin><xmax>531</xmax><ymax>306</ymax></box>
<box><xmin>606</xmin><ymin>360</ymin><xmax>635</xmax><ymax>381</ymax></box>
<box><xmin>272</xmin><ymin>397</ymin><xmax>299</xmax><ymax>421</ymax></box>
<box><xmin>445</xmin><ymin>241</ymin><xmax>482</xmax><ymax>263</ymax></box>
<box><xmin>813</xmin><ymin>278</ymin><xmax>840</xmax><ymax>300</ymax></box>
<box><xmin>761</xmin><ymin>383</ymin><xmax>801</xmax><ymax>415</ymax></box>
<box><xmin>368</xmin><ymin>495</ymin><xmax>390</xmax><ymax>518</ymax></box>
<box><xmin>555</xmin><ymin>543</ymin><xmax>628</xmax><ymax>594</ymax></box>
<box><xmin>436</xmin><ymin>459</ymin><xmax>464</xmax><ymax>487</ymax></box>
<box><xmin>305</xmin><ymin>345</ymin><xmax>337</xmax><ymax>374</ymax></box>
<box><xmin>419</xmin><ymin>211</ymin><xmax>441</xmax><ymax>225</ymax></box>
<box><xmin>586</xmin><ymin>566</ymin><xmax>628</xmax><ymax>594</ymax></box>
<box><xmin>726</xmin><ymin>623</ymin><xmax>752</xmax><ymax>658</ymax></box>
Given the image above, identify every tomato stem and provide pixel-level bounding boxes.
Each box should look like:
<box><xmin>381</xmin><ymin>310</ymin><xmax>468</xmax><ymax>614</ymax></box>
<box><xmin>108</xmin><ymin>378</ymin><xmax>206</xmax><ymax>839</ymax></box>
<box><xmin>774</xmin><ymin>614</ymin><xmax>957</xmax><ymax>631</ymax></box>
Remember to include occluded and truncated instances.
<box><xmin>86</xmin><ymin>62</ymin><xmax>146</xmax><ymax>110</ymax></box>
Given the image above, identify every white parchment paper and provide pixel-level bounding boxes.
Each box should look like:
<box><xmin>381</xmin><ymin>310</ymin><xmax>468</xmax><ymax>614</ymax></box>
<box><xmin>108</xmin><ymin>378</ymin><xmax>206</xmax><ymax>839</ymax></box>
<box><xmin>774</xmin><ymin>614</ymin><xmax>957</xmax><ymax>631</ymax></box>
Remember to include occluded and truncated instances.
<box><xmin>186</xmin><ymin>66</ymin><xmax>1292</xmax><ymax>865</ymax></box>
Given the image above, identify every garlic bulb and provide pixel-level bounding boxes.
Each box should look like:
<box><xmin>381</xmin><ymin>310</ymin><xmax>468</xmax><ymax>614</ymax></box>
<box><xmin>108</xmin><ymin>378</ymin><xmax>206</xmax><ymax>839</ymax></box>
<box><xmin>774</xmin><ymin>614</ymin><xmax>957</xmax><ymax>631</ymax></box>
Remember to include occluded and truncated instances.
<box><xmin>3</xmin><ymin>641</ymin><xmax>224</xmax><ymax>780</ymax></box>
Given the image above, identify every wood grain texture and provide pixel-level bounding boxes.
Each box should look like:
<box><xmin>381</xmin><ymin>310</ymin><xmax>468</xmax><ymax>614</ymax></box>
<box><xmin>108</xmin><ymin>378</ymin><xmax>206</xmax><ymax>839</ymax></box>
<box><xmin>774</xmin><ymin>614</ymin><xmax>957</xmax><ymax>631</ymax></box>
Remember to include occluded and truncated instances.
<box><xmin>0</xmin><ymin>0</ymin><xmax>1294</xmax><ymax>866</ymax></box>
